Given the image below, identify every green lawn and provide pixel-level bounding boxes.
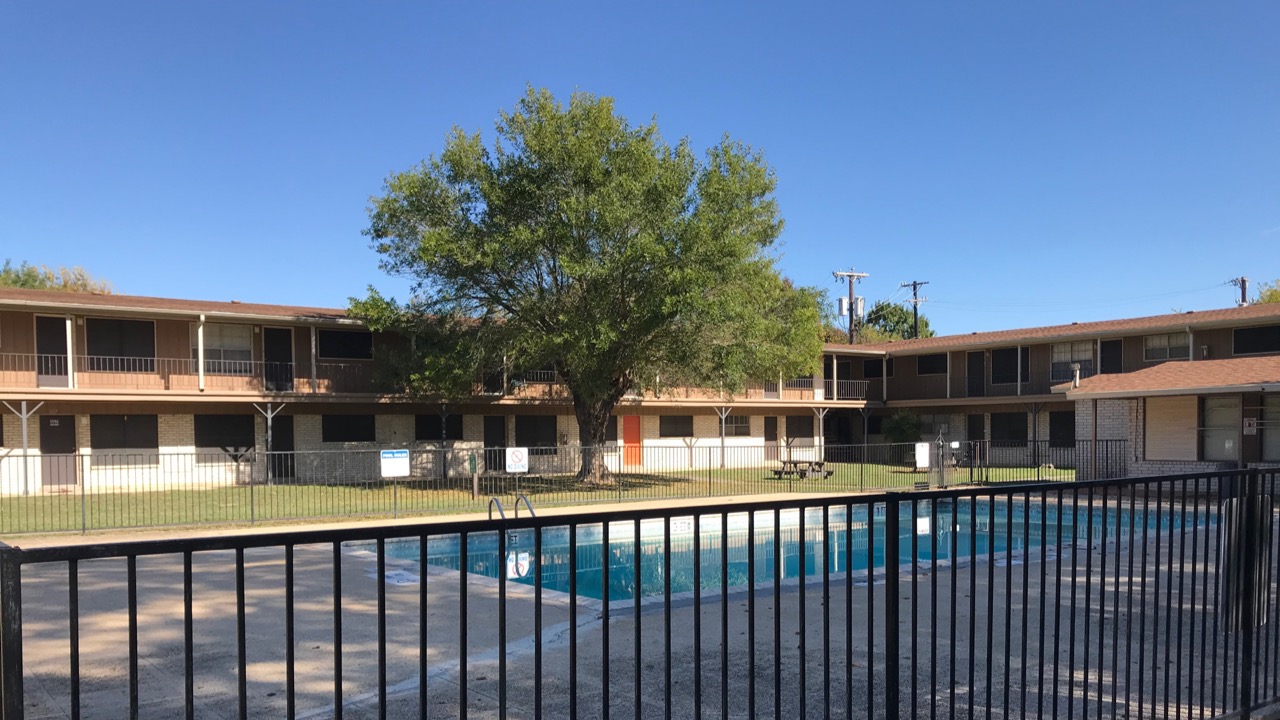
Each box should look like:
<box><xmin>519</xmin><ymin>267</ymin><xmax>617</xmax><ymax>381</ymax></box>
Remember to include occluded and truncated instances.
<box><xmin>0</xmin><ymin>461</ymin><xmax>1079</xmax><ymax>535</ymax></box>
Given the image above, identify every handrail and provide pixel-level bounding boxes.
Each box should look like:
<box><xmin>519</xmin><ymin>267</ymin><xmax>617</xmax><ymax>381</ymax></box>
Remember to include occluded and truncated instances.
<box><xmin>487</xmin><ymin>497</ymin><xmax>506</xmax><ymax>521</ymax></box>
<box><xmin>513</xmin><ymin>494</ymin><xmax>536</xmax><ymax>518</ymax></box>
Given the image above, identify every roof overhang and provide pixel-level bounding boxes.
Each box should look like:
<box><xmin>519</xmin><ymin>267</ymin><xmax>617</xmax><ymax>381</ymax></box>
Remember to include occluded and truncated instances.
<box><xmin>0</xmin><ymin>296</ymin><xmax>360</xmax><ymax>326</ymax></box>
<box><xmin>1060</xmin><ymin>382</ymin><xmax>1280</xmax><ymax>401</ymax></box>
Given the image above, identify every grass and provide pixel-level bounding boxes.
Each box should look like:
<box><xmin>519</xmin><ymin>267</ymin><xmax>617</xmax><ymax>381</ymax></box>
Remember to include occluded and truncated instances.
<box><xmin>0</xmin><ymin>460</ymin><xmax>1079</xmax><ymax>535</ymax></box>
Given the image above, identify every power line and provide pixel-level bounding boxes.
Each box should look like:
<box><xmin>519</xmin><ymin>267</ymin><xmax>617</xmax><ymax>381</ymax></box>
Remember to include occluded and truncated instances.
<box><xmin>832</xmin><ymin>268</ymin><xmax>869</xmax><ymax>342</ymax></box>
<box><xmin>900</xmin><ymin>280</ymin><xmax>929</xmax><ymax>338</ymax></box>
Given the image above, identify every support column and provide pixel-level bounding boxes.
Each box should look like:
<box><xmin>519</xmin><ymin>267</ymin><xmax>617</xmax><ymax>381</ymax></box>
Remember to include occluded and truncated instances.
<box><xmin>197</xmin><ymin>314</ymin><xmax>206</xmax><ymax>391</ymax></box>
<box><xmin>2</xmin><ymin>401</ymin><xmax>44</xmax><ymax>496</ymax></box>
<box><xmin>715</xmin><ymin>406</ymin><xmax>732</xmax><ymax>469</ymax></box>
<box><xmin>309</xmin><ymin>327</ymin><xmax>318</xmax><ymax>392</ymax></box>
<box><xmin>813</xmin><ymin>407</ymin><xmax>830</xmax><ymax>461</ymax></box>
<box><xmin>1016</xmin><ymin>345</ymin><xmax>1022</xmax><ymax>396</ymax></box>
<box><xmin>65</xmin><ymin>315</ymin><xmax>75</xmax><ymax>389</ymax></box>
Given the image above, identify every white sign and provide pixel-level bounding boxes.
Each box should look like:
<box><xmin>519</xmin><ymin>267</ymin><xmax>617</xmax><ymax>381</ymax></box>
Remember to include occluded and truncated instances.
<box><xmin>1244</xmin><ymin>417</ymin><xmax>1258</xmax><ymax>436</ymax></box>
<box><xmin>506</xmin><ymin>447</ymin><xmax>529</xmax><ymax>473</ymax></box>
<box><xmin>506</xmin><ymin>551</ymin><xmax>532</xmax><ymax>579</ymax></box>
<box><xmin>916</xmin><ymin>516</ymin><xmax>931</xmax><ymax>535</ymax></box>
<box><xmin>914</xmin><ymin>442</ymin><xmax>931</xmax><ymax>470</ymax></box>
<box><xmin>380</xmin><ymin>449</ymin><xmax>410</xmax><ymax>478</ymax></box>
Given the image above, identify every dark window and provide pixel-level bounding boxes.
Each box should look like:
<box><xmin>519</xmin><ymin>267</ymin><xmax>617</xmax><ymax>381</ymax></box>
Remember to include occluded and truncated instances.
<box><xmin>990</xmin><ymin>347</ymin><xmax>1029</xmax><ymax>385</ymax></box>
<box><xmin>317</xmin><ymin>330</ymin><xmax>374</xmax><ymax>360</ymax></box>
<box><xmin>1235</xmin><ymin>325</ymin><xmax>1280</xmax><ymax>355</ymax></box>
<box><xmin>605</xmin><ymin>416</ymin><xmax>618</xmax><ymax>442</ymax></box>
<box><xmin>515</xmin><ymin>415</ymin><xmax>558</xmax><ymax>455</ymax></box>
<box><xmin>867</xmin><ymin>415</ymin><xmax>884</xmax><ymax>435</ymax></box>
<box><xmin>85</xmin><ymin>319</ymin><xmax>156</xmax><ymax>371</ymax></box>
<box><xmin>659</xmin><ymin>415</ymin><xmax>694</xmax><ymax>438</ymax></box>
<box><xmin>1100</xmin><ymin>339</ymin><xmax>1123</xmax><ymax>374</ymax></box>
<box><xmin>863</xmin><ymin>358</ymin><xmax>894</xmax><ymax>378</ymax></box>
<box><xmin>321</xmin><ymin>414</ymin><xmax>376</xmax><ymax>443</ymax></box>
<box><xmin>1048</xmin><ymin>411</ymin><xmax>1076</xmax><ymax>448</ymax></box>
<box><xmin>916</xmin><ymin>354</ymin><xmax>947</xmax><ymax>376</ymax></box>
<box><xmin>416</xmin><ymin>414</ymin><xmax>463</xmax><ymax>441</ymax></box>
<box><xmin>194</xmin><ymin>415</ymin><xmax>255</xmax><ymax>449</ymax></box>
<box><xmin>989</xmin><ymin>412</ymin><xmax>1028</xmax><ymax>448</ymax></box>
<box><xmin>786</xmin><ymin>415</ymin><xmax>814</xmax><ymax>439</ymax></box>
<box><xmin>90</xmin><ymin>414</ymin><xmax>159</xmax><ymax>450</ymax></box>
<box><xmin>723</xmin><ymin>415</ymin><xmax>751</xmax><ymax>437</ymax></box>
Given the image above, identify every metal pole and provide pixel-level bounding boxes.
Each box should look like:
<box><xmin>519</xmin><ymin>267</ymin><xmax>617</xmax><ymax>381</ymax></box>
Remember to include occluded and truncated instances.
<box><xmin>197</xmin><ymin>314</ymin><xmax>206</xmax><ymax>391</ymax></box>
<box><xmin>19</xmin><ymin>402</ymin><xmax>29</xmax><ymax>498</ymax></box>
<box><xmin>0</xmin><ymin>544</ymin><xmax>24</xmax><ymax>719</ymax></box>
<box><xmin>884</xmin><ymin>494</ymin><xmax>901</xmax><ymax>720</ymax></box>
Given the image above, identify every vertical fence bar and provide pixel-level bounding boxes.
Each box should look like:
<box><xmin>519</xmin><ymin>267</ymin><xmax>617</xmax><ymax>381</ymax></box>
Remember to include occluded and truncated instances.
<box><xmin>1240</xmin><ymin>471</ymin><xmax>1259</xmax><ymax>718</ymax></box>
<box><xmin>601</xmin><ymin>522</ymin><xmax>609</xmax><ymax>720</ymax></box>
<box><xmin>285</xmin><ymin>545</ymin><xmax>296</xmax><ymax>720</ymax></box>
<box><xmin>127</xmin><ymin>555</ymin><xmax>138</xmax><ymax>720</ymax></box>
<box><xmin>67</xmin><ymin>559</ymin><xmax>79</xmax><ymax>720</ymax></box>
<box><xmin>184</xmin><ymin>551</ymin><xmax>194</xmax><ymax>720</ymax></box>
<box><xmin>720</xmin><ymin>511</ymin><xmax>729</xmax><ymax>720</ymax></box>
<box><xmin>0</xmin><ymin>544</ymin><xmax>21</xmax><ymax>720</ymax></box>
<box><xmin>459</xmin><ymin>531</ymin><xmax>468</xmax><ymax>720</ymax></box>
<box><xmin>236</xmin><ymin>548</ymin><xmax>247</xmax><ymax>720</ymax></box>
<box><xmin>377</xmin><ymin>538</ymin><xmax>388</xmax><ymax>720</ymax></box>
<box><xmin>332</xmin><ymin>541</ymin><xmax>343</xmax><ymax>720</ymax></box>
<box><xmin>884</xmin><ymin>494</ymin><xmax>900</xmax><ymax>720</ymax></box>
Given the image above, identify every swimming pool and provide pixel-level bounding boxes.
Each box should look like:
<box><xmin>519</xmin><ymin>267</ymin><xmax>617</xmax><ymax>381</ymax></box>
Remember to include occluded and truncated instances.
<box><xmin>376</xmin><ymin>497</ymin><xmax>1204</xmax><ymax>601</ymax></box>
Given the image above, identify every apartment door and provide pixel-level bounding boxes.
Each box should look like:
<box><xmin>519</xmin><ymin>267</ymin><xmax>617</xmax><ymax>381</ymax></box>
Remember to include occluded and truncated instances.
<box><xmin>39</xmin><ymin>415</ymin><xmax>77</xmax><ymax>490</ymax></box>
<box><xmin>267</xmin><ymin>415</ymin><xmax>295</xmax><ymax>480</ymax></box>
<box><xmin>622</xmin><ymin>416</ymin><xmax>642</xmax><ymax>466</ymax></box>
<box><xmin>35</xmin><ymin>316</ymin><xmax>69</xmax><ymax>388</ymax></box>
<box><xmin>966</xmin><ymin>414</ymin><xmax>986</xmax><ymax>466</ymax></box>
<box><xmin>1099</xmin><ymin>339</ymin><xmax>1123</xmax><ymax>374</ymax></box>
<box><xmin>966</xmin><ymin>352</ymin><xmax>985</xmax><ymax>397</ymax></box>
<box><xmin>764</xmin><ymin>416</ymin><xmax>779</xmax><ymax>462</ymax></box>
<box><xmin>263</xmin><ymin>328</ymin><xmax>294</xmax><ymax>391</ymax></box>
<box><xmin>483</xmin><ymin>416</ymin><xmax>507</xmax><ymax>472</ymax></box>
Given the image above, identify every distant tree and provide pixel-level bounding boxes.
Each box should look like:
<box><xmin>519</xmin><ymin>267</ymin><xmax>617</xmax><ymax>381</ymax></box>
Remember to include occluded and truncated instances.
<box><xmin>354</xmin><ymin>88</ymin><xmax>824</xmax><ymax>483</ymax></box>
<box><xmin>882</xmin><ymin>412</ymin><xmax>923</xmax><ymax>444</ymax></box>
<box><xmin>858</xmin><ymin>299</ymin><xmax>934</xmax><ymax>342</ymax></box>
<box><xmin>0</xmin><ymin>260</ymin><xmax>113</xmax><ymax>293</ymax></box>
<box><xmin>1256</xmin><ymin>279</ymin><xmax>1280</xmax><ymax>304</ymax></box>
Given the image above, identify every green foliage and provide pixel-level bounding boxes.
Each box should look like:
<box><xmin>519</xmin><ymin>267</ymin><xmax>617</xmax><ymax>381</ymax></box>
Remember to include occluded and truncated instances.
<box><xmin>860</xmin><ymin>299</ymin><xmax>934</xmax><ymax>342</ymax></box>
<box><xmin>356</xmin><ymin>88</ymin><xmax>824</xmax><ymax>475</ymax></box>
<box><xmin>881</xmin><ymin>412</ymin><xmax>923</xmax><ymax>444</ymax></box>
<box><xmin>0</xmin><ymin>260</ymin><xmax>113</xmax><ymax>293</ymax></box>
<box><xmin>1256</xmin><ymin>279</ymin><xmax>1280</xmax><ymax>304</ymax></box>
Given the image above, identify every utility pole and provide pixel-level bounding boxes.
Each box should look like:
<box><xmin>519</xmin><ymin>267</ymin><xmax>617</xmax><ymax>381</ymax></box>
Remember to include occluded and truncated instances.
<box><xmin>900</xmin><ymin>280</ymin><xmax>930</xmax><ymax>338</ymax></box>
<box><xmin>833</xmin><ymin>268</ymin><xmax>869</xmax><ymax>342</ymax></box>
<box><xmin>1230</xmin><ymin>276</ymin><xmax>1249</xmax><ymax>306</ymax></box>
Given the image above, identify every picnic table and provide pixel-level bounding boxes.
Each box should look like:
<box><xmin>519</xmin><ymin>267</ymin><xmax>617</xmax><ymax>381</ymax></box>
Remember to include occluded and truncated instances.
<box><xmin>773</xmin><ymin>459</ymin><xmax>834</xmax><ymax>479</ymax></box>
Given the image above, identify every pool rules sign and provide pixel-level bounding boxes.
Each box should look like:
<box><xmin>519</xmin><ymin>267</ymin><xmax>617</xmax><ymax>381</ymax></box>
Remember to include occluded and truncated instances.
<box><xmin>380</xmin><ymin>449</ymin><xmax>411</xmax><ymax>478</ymax></box>
<box><xmin>505</xmin><ymin>447</ymin><xmax>529</xmax><ymax>473</ymax></box>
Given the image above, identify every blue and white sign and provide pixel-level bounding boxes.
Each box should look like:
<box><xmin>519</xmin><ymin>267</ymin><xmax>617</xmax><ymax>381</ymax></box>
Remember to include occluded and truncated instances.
<box><xmin>380</xmin><ymin>449</ymin><xmax>411</xmax><ymax>478</ymax></box>
<box><xmin>505</xmin><ymin>447</ymin><xmax>529</xmax><ymax>473</ymax></box>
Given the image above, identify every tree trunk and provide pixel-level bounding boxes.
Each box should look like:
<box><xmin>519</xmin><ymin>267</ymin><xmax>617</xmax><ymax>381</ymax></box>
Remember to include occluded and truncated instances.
<box><xmin>573</xmin><ymin>396</ymin><xmax>618</xmax><ymax>484</ymax></box>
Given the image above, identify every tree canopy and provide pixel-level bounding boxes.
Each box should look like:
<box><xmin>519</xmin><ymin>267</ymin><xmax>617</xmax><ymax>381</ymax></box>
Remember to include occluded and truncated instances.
<box><xmin>0</xmin><ymin>260</ymin><xmax>113</xmax><ymax>293</ymax></box>
<box><xmin>353</xmin><ymin>88</ymin><xmax>824</xmax><ymax>481</ymax></box>
<box><xmin>1256</xmin><ymin>279</ymin><xmax>1280</xmax><ymax>304</ymax></box>
<box><xmin>858</xmin><ymin>299</ymin><xmax>935</xmax><ymax>342</ymax></box>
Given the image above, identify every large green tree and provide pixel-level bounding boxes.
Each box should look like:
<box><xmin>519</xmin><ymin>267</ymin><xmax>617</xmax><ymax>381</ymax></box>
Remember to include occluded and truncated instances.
<box><xmin>353</xmin><ymin>88</ymin><xmax>824</xmax><ymax>482</ymax></box>
<box><xmin>0</xmin><ymin>260</ymin><xmax>113</xmax><ymax>293</ymax></box>
<box><xmin>859</xmin><ymin>299</ymin><xmax>934</xmax><ymax>342</ymax></box>
<box><xmin>1256</xmin><ymin>279</ymin><xmax>1280</xmax><ymax>304</ymax></box>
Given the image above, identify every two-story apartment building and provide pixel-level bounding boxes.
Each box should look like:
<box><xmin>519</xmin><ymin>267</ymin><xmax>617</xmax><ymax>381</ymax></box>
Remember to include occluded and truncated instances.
<box><xmin>0</xmin><ymin>287</ymin><xmax>871</xmax><ymax>494</ymax></box>
<box><xmin>832</xmin><ymin>303</ymin><xmax>1280</xmax><ymax>478</ymax></box>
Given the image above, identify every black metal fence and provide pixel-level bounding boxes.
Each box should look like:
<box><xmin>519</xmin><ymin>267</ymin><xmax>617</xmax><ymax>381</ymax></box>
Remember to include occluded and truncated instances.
<box><xmin>0</xmin><ymin>468</ymin><xmax>1277</xmax><ymax>718</ymax></box>
<box><xmin>0</xmin><ymin>441</ymin><xmax>1127</xmax><ymax>534</ymax></box>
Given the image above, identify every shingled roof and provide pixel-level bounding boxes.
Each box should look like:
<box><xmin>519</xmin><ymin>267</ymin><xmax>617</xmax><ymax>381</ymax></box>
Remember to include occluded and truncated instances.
<box><xmin>0</xmin><ymin>287</ymin><xmax>351</xmax><ymax>322</ymax></box>
<box><xmin>825</xmin><ymin>303</ymin><xmax>1280</xmax><ymax>356</ymax></box>
<box><xmin>1055</xmin><ymin>356</ymin><xmax>1280</xmax><ymax>399</ymax></box>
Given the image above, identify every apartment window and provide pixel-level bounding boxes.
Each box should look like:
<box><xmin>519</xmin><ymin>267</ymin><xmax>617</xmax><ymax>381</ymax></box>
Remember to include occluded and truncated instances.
<box><xmin>916</xmin><ymin>354</ymin><xmax>947</xmax><ymax>376</ymax></box>
<box><xmin>515</xmin><ymin>415</ymin><xmax>558</xmax><ymax>455</ymax></box>
<box><xmin>321</xmin><ymin>414</ymin><xmax>376</xmax><ymax>443</ymax></box>
<box><xmin>90</xmin><ymin>415</ymin><xmax>159</xmax><ymax>450</ymax></box>
<box><xmin>194</xmin><ymin>415</ymin><xmax>255</xmax><ymax>450</ymax></box>
<box><xmin>317</xmin><ymin>329</ymin><xmax>373</xmax><ymax>360</ymax></box>
<box><xmin>659</xmin><ymin>415</ymin><xmax>694</xmax><ymax>438</ymax></box>
<box><xmin>1049</xmin><ymin>411</ymin><xmax>1075</xmax><ymax>448</ymax></box>
<box><xmin>85</xmin><ymin>319</ymin><xmax>156</xmax><ymax>372</ymax></box>
<box><xmin>1263</xmin><ymin>396</ymin><xmax>1280</xmax><ymax>462</ymax></box>
<box><xmin>192</xmin><ymin>323</ymin><xmax>253</xmax><ymax>375</ymax></box>
<box><xmin>1235</xmin><ymin>325</ymin><xmax>1280</xmax><ymax>355</ymax></box>
<box><xmin>863</xmin><ymin>358</ymin><xmax>894</xmax><ymax>378</ymax></box>
<box><xmin>1201</xmin><ymin>397</ymin><xmax>1239</xmax><ymax>462</ymax></box>
<box><xmin>416</xmin><ymin>414</ymin><xmax>463</xmax><ymax>441</ymax></box>
<box><xmin>786</xmin><ymin>415</ymin><xmax>814</xmax><ymax>440</ymax></box>
<box><xmin>989</xmin><ymin>412</ymin><xmax>1028</xmax><ymax>448</ymax></box>
<box><xmin>1050</xmin><ymin>341</ymin><xmax>1094</xmax><ymax>382</ymax></box>
<box><xmin>866</xmin><ymin>415</ymin><xmax>884</xmax><ymax>435</ymax></box>
<box><xmin>605</xmin><ymin>416</ymin><xmax>618</xmax><ymax>442</ymax></box>
<box><xmin>722</xmin><ymin>415</ymin><xmax>751</xmax><ymax>437</ymax></box>
<box><xmin>1143</xmin><ymin>332</ymin><xmax>1190</xmax><ymax>362</ymax></box>
<box><xmin>916</xmin><ymin>413</ymin><xmax>949</xmax><ymax>438</ymax></box>
<box><xmin>990</xmin><ymin>347</ymin><xmax>1029</xmax><ymax>385</ymax></box>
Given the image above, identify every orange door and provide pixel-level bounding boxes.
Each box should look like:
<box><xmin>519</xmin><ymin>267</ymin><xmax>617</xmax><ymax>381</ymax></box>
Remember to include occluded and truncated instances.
<box><xmin>622</xmin><ymin>416</ymin><xmax>642</xmax><ymax>466</ymax></box>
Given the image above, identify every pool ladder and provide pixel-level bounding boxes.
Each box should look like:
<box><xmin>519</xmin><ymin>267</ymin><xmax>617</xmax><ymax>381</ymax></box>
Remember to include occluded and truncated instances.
<box><xmin>487</xmin><ymin>494</ymin><xmax>537</xmax><ymax>520</ymax></box>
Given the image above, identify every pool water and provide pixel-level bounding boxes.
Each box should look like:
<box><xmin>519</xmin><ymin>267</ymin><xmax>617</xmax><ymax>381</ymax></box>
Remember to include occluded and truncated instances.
<box><xmin>378</xmin><ymin>498</ymin><xmax>1204</xmax><ymax>601</ymax></box>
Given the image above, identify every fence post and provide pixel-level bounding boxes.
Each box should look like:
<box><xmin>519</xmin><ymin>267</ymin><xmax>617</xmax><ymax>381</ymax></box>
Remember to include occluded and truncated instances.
<box><xmin>0</xmin><ymin>543</ymin><xmax>24</xmax><ymax>720</ymax></box>
<box><xmin>1239</xmin><ymin>469</ymin><xmax>1261</xmax><ymax>717</ymax></box>
<box><xmin>249</xmin><ymin>474</ymin><xmax>256</xmax><ymax>526</ymax></box>
<box><xmin>883</xmin><ymin>494</ymin><xmax>901</xmax><ymax>720</ymax></box>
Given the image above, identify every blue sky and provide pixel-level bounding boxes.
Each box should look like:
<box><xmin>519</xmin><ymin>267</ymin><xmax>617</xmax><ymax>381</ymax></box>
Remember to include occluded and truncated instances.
<box><xmin>2</xmin><ymin>2</ymin><xmax>1277</xmax><ymax>336</ymax></box>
